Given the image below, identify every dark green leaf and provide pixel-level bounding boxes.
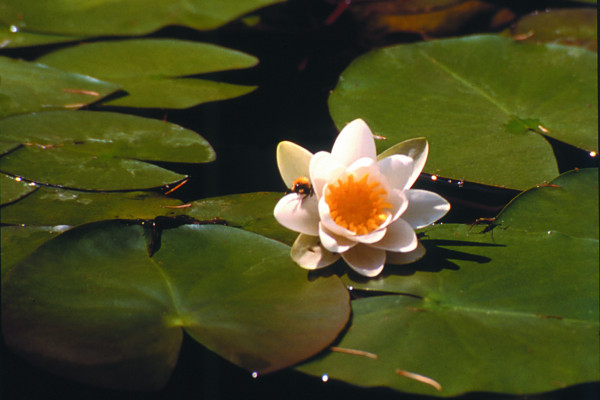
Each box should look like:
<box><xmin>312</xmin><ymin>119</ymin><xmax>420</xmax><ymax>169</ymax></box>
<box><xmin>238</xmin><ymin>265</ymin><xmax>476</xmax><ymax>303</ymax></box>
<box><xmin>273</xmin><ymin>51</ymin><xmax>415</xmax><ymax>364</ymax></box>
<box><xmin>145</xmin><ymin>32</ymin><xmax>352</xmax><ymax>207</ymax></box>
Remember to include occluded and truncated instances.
<box><xmin>0</xmin><ymin>0</ymin><xmax>285</xmax><ymax>36</ymax></box>
<box><xmin>329</xmin><ymin>35</ymin><xmax>597</xmax><ymax>189</ymax></box>
<box><xmin>0</xmin><ymin>22</ymin><xmax>82</xmax><ymax>48</ymax></box>
<box><xmin>297</xmin><ymin>168</ymin><xmax>599</xmax><ymax>395</ymax></box>
<box><xmin>0</xmin><ymin>111</ymin><xmax>214</xmax><ymax>190</ymax></box>
<box><xmin>2</xmin><ymin>221</ymin><xmax>349</xmax><ymax>390</ymax></box>
<box><xmin>0</xmin><ymin>57</ymin><xmax>120</xmax><ymax>119</ymax></box>
<box><xmin>37</xmin><ymin>39</ymin><xmax>258</xmax><ymax>108</ymax></box>
<box><xmin>187</xmin><ymin>192</ymin><xmax>296</xmax><ymax>245</ymax></box>
<box><xmin>1</xmin><ymin>225</ymin><xmax>69</xmax><ymax>279</ymax></box>
<box><xmin>0</xmin><ymin>173</ymin><xmax>36</xmax><ymax>205</ymax></box>
<box><xmin>1</xmin><ymin>187</ymin><xmax>186</xmax><ymax>226</ymax></box>
<box><xmin>507</xmin><ymin>8</ymin><xmax>597</xmax><ymax>52</ymax></box>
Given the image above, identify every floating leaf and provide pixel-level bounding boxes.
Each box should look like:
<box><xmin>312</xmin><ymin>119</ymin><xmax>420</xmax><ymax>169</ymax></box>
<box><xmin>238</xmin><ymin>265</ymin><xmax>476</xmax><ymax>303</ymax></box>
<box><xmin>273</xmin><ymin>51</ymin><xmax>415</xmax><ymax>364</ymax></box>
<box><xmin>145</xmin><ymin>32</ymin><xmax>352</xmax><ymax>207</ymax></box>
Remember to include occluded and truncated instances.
<box><xmin>329</xmin><ymin>35</ymin><xmax>597</xmax><ymax>189</ymax></box>
<box><xmin>507</xmin><ymin>8</ymin><xmax>597</xmax><ymax>51</ymax></box>
<box><xmin>0</xmin><ymin>173</ymin><xmax>36</xmax><ymax>205</ymax></box>
<box><xmin>0</xmin><ymin>187</ymin><xmax>186</xmax><ymax>226</ymax></box>
<box><xmin>187</xmin><ymin>192</ymin><xmax>295</xmax><ymax>245</ymax></box>
<box><xmin>0</xmin><ymin>111</ymin><xmax>215</xmax><ymax>190</ymax></box>
<box><xmin>0</xmin><ymin>0</ymin><xmax>286</xmax><ymax>36</ymax></box>
<box><xmin>38</xmin><ymin>39</ymin><xmax>258</xmax><ymax>108</ymax></box>
<box><xmin>2</xmin><ymin>221</ymin><xmax>350</xmax><ymax>390</ymax></box>
<box><xmin>0</xmin><ymin>23</ymin><xmax>82</xmax><ymax>48</ymax></box>
<box><xmin>297</xmin><ymin>168</ymin><xmax>599</xmax><ymax>395</ymax></box>
<box><xmin>0</xmin><ymin>57</ymin><xmax>120</xmax><ymax>119</ymax></box>
<box><xmin>1</xmin><ymin>225</ymin><xmax>69</xmax><ymax>279</ymax></box>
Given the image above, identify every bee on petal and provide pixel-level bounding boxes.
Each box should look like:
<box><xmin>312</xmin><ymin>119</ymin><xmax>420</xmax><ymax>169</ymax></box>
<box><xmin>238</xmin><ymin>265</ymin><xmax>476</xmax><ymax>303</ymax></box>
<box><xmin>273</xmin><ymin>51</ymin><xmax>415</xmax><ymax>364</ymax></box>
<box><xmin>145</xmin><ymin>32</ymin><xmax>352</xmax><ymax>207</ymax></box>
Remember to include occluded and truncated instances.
<box><xmin>286</xmin><ymin>176</ymin><xmax>314</xmax><ymax>198</ymax></box>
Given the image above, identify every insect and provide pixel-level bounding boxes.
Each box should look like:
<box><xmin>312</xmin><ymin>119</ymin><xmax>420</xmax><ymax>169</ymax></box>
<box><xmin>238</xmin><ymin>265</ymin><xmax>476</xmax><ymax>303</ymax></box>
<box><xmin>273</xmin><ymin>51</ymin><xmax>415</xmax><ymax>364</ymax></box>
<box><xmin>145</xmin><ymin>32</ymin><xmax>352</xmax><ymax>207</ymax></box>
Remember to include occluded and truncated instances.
<box><xmin>286</xmin><ymin>176</ymin><xmax>314</xmax><ymax>198</ymax></box>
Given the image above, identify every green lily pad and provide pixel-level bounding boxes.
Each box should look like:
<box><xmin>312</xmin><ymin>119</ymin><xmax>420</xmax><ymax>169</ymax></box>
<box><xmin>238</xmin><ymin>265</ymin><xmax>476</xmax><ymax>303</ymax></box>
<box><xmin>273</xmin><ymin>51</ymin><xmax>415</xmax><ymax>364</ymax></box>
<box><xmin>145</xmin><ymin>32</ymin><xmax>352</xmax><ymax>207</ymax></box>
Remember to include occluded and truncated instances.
<box><xmin>0</xmin><ymin>111</ymin><xmax>215</xmax><ymax>190</ymax></box>
<box><xmin>0</xmin><ymin>187</ymin><xmax>186</xmax><ymax>226</ymax></box>
<box><xmin>37</xmin><ymin>39</ymin><xmax>258</xmax><ymax>108</ymax></box>
<box><xmin>2</xmin><ymin>221</ymin><xmax>350</xmax><ymax>390</ymax></box>
<box><xmin>1</xmin><ymin>225</ymin><xmax>69</xmax><ymax>279</ymax></box>
<box><xmin>0</xmin><ymin>23</ymin><xmax>82</xmax><ymax>48</ymax></box>
<box><xmin>507</xmin><ymin>8</ymin><xmax>597</xmax><ymax>52</ymax></box>
<box><xmin>329</xmin><ymin>35</ymin><xmax>597</xmax><ymax>190</ymax></box>
<box><xmin>187</xmin><ymin>192</ymin><xmax>296</xmax><ymax>245</ymax></box>
<box><xmin>0</xmin><ymin>57</ymin><xmax>120</xmax><ymax>119</ymax></box>
<box><xmin>0</xmin><ymin>173</ymin><xmax>37</xmax><ymax>205</ymax></box>
<box><xmin>297</xmin><ymin>168</ymin><xmax>599</xmax><ymax>395</ymax></box>
<box><xmin>0</xmin><ymin>0</ymin><xmax>285</xmax><ymax>36</ymax></box>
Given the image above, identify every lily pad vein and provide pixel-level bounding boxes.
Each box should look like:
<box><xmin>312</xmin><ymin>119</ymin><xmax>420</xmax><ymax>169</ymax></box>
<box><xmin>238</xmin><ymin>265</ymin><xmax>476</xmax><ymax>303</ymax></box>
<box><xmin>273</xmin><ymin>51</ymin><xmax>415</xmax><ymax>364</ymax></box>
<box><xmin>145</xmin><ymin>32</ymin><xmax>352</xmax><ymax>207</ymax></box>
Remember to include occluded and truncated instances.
<box><xmin>417</xmin><ymin>50</ymin><xmax>512</xmax><ymax>116</ymax></box>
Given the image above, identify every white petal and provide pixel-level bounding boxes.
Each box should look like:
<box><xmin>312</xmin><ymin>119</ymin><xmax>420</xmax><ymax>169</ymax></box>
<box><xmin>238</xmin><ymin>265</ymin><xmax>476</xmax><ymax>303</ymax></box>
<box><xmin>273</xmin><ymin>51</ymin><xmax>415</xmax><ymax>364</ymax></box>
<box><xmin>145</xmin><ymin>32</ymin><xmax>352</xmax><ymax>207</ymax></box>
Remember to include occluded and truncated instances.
<box><xmin>331</xmin><ymin>119</ymin><xmax>377</xmax><ymax>167</ymax></box>
<box><xmin>273</xmin><ymin>193</ymin><xmax>319</xmax><ymax>235</ymax></box>
<box><xmin>386</xmin><ymin>242</ymin><xmax>426</xmax><ymax>265</ymax></box>
<box><xmin>402</xmin><ymin>189</ymin><xmax>451</xmax><ymax>229</ymax></box>
<box><xmin>387</xmin><ymin>189</ymin><xmax>409</xmax><ymax>223</ymax></box>
<box><xmin>354</xmin><ymin>228</ymin><xmax>387</xmax><ymax>244</ymax></box>
<box><xmin>377</xmin><ymin>138</ymin><xmax>428</xmax><ymax>189</ymax></box>
<box><xmin>369</xmin><ymin>218</ymin><xmax>418</xmax><ymax>252</ymax></box>
<box><xmin>291</xmin><ymin>234</ymin><xmax>341</xmax><ymax>270</ymax></box>
<box><xmin>309</xmin><ymin>152</ymin><xmax>346</xmax><ymax>198</ymax></box>
<box><xmin>319</xmin><ymin>223</ymin><xmax>357</xmax><ymax>253</ymax></box>
<box><xmin>276</xmin><ymin>141</ymin><xmax>313</xmax><ymax>188</ymax></box>
<box><xmin>341</xmin><ymin>244</ymin><xmax>386</xmax><ymax>277</ymax></box>
<box><xmin>378</xmin><ymin>154</ymin><xmax>414</xmax><ymax>191</ymax></box>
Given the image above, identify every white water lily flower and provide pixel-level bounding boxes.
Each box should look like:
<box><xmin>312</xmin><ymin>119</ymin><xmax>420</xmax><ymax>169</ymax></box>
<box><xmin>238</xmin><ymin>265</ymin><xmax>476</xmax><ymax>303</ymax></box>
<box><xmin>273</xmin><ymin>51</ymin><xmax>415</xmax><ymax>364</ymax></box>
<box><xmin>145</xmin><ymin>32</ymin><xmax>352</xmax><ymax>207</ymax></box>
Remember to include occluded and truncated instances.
<box><xmin>274</xmin><ymin>119</ymin><xmax>450</xmax><ymax>277</ymax></box>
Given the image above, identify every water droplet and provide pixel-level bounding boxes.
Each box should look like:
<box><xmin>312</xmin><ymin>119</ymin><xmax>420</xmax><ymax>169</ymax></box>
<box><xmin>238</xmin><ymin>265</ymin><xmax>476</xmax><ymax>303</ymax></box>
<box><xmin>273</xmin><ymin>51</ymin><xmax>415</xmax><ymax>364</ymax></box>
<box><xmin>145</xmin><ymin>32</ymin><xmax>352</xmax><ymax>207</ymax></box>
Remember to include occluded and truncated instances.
<box><xmin>430</xmin><ymin>175</ymin><xmax>438</xmax><ymax>181</ymax></box>
<box><xmin>321</xmin><ymin>374</ymin><xmax>329</xmax><ymax>382</ymax></box>
<box><xmin>590</xmin><ymin>151</ymin><xmax>597</xmax><ymax>158</ymax></box>
<box><xmin>447</xmin><ymin>179</ymin><xmax>452</xmax><ymax>184</ymax></box>
<box><xmin>547</xmin><ymin>230</ymin><xmax>552</xmax><ymax>235</ymax></box>
<box><xmin>457</xmin><ymin>180</ymin><xmax>464</xmax><ymax>188</ymax></box>
<box><xmin>28</xmin><ymin>182</ymin><xmax>37</xmax><ymax>187</ymax></box>
<box><xmin>251</xmin><ymin>371</ymin><xmax>258</xmax><ymax>379</ymax></box>
<box><xmin>9</xmin><ymin>25</ymin><xmax>18</xmax><ymax>33</ymax></box>
<box><xmin>347</xmin><ymin>286</ymin><xmax>354</xmax><ymax>291</ymax></box>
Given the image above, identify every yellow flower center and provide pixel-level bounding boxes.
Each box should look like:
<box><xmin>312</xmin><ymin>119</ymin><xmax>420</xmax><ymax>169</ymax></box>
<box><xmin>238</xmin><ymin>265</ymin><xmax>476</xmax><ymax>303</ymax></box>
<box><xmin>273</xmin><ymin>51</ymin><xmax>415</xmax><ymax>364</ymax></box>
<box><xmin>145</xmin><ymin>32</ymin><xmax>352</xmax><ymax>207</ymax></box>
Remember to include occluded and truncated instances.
<box><xmin>325</xmin><ymin>173</ymin><xmax>392</xmax><ymax>235</ymax></box>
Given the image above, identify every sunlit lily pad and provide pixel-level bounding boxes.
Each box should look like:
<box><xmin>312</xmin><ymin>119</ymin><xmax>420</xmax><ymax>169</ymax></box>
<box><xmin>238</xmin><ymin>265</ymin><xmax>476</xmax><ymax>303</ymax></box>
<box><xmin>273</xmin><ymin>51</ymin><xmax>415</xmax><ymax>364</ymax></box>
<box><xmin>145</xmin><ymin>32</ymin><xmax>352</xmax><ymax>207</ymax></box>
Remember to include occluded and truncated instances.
<box><xmin>329</xmin><ymin>35</ymin><xmax>597</xmax><ymax>189</ymax></box>
<box><xmin>0</xmin><ymin>57</ymin><xmax>120</xmax><ymax>119</ymax></box>
<box><xmin>0</xmin><ymin>187</ymin><xmax>186</xmax><ymax>226</ymax></box>
<box><xmin>188</xmin><ymin>192</ymin><xmax>295</xmax><ymax>245</ymax></box>
<box><xmin>0</xmin><ymin>173</ymin><xmax>37</xmax><ymax>205</ymax></box>
<box><xmin>0</xmin><ymin>0</ymin><xmax>285</xmax><ymax>36</ymax></box>
<box><xmin>297</xmin><ymin>169</ymin><xmax>599</xmax><ymax>395</ymax></box>
<box><xmin>0</xmin><ymin>111</ymin><xmax>215</xmax><ymax>190</ymax></box>
<box><xmin>2</xmin><ymin>221</ymin><xmax>350</xmax><ymax>390</ymax></box>
<box><xmin>507</xmin><ymin>8</ymin><xmax>597</xmax><ymax>51</ymax></box>
<box><xmin>38</xmin><ymin>39</ymin><xmax>258</xmax><ymax>108</ymax></box>
<box><xmin>0</xmin><ymin>23</ymin><xmax>82</xmax><ymax>48</ymax></box>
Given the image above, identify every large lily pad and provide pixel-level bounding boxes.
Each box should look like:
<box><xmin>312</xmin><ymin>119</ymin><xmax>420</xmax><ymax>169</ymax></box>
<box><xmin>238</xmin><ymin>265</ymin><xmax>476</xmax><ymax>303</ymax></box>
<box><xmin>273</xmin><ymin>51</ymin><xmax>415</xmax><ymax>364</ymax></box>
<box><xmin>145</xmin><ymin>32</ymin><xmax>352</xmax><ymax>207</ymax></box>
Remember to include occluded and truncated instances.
<box><xmin>329</xmin><ymin>35</ymin><xmax>597</xmax><ymax>190</ymax></box>
<box><xmin>0</xmin><ymin>57</ymin><xmax>120</xmax><ymax>119</ymax></box>
<box><xmin>297</xmin><ymin>169</ymin><xmax>599</xmax><ymax>395</ymax></box>
<box><xmin>37</xmin><ymin>39</ymin><xmax>258</xmax><ymax>108</ymax></box>
<box><xmin>1</xmin><ymin>225</ymin><xmax>69</xmax><ymax>279</ymax></box>
<box><xmin>0</xmin><ymin>111</ymin><xmax>215</xmax><ymax>190</ymax></box>
<box><xmin>0</xmin><ymin>188</ymin><xmax>186</xmax><ymax>226</ymax></box>
<box><xmin>2</xmin><ymin>221</ymin><xmax>350</xmax><ymax>390</ymax></box>
<box><xmin>0</xmin><ymin>0</ymin><xmax>285</xmax><ymax>36</ymax></box>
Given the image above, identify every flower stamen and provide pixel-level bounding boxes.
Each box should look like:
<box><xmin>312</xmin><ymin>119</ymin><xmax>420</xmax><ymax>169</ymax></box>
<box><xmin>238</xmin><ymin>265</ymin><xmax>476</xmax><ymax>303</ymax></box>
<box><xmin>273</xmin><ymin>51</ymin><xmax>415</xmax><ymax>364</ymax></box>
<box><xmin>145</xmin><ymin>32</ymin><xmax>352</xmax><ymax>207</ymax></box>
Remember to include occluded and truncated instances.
<box><xmin>325</xmin><ymin>173</ymin><xmax>392</xmax><ymax>235</ymax></box>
